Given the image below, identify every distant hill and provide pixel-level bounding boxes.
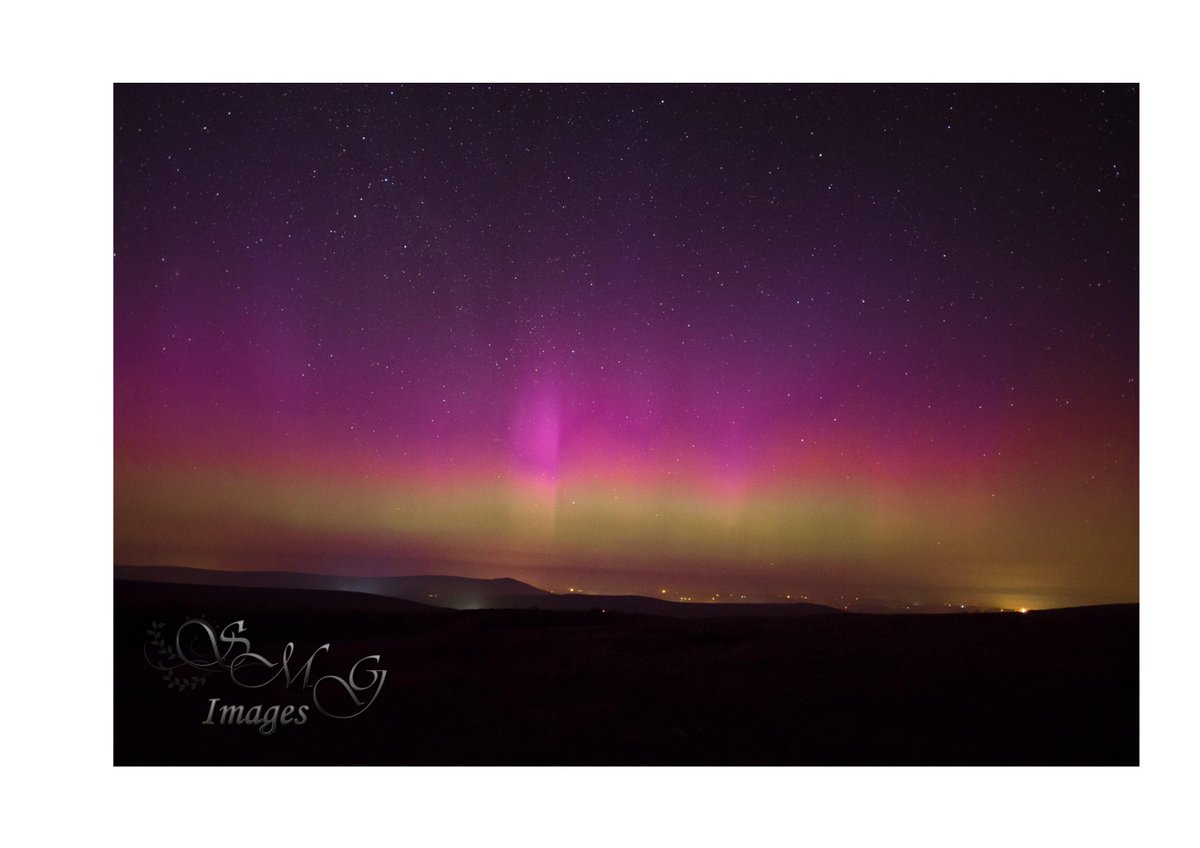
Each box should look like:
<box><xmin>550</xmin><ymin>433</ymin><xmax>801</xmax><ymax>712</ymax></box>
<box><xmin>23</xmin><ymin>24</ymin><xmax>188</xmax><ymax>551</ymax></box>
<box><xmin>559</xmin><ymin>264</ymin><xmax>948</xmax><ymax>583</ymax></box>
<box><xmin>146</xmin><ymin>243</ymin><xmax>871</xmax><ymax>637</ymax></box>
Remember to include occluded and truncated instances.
<box><xmin>113</xmin><ymin>565</ymin><xmax>842</xmax><ymax>617</ymax></box>
<box><xmin>114</xmin><ymin>565</ymin><xmax>546</xmax><ymax>609</ymax></box>
<box><xmin>478</xmin><ymin>592</ymin><xmax>843</xmax><ymax>618</ymax></box>
<box><xmin>113</xmin><ymin>577</ymin><xmax>441</xmax><ymax>616</ymax></box>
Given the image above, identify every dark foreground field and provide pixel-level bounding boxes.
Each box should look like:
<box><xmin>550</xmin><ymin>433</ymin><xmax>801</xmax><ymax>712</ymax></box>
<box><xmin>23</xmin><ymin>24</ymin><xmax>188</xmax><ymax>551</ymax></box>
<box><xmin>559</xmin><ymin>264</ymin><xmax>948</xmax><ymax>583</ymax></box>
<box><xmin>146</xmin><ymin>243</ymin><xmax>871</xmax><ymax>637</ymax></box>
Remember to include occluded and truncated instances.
<box><xmin>114</xmin><ymin>579</ymin><xmax>1137</xmax><ymax>765</ymax></box>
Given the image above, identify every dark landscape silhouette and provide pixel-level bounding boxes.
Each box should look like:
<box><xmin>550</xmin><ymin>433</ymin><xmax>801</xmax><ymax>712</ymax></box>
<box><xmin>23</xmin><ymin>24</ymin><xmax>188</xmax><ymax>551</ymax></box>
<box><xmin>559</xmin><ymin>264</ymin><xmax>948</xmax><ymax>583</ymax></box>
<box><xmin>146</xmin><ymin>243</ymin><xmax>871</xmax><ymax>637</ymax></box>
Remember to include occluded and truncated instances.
<box><xmin>114</xmin><ymin>568</ymin><xmax>1137</xmax><ymax>765</ymax></box>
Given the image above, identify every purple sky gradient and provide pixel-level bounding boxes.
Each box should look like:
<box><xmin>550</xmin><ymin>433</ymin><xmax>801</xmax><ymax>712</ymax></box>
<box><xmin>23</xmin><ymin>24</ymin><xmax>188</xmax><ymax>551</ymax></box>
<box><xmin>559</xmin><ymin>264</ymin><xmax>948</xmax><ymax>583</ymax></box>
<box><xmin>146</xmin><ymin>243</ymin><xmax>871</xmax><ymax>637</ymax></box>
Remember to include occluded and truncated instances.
<box><xmin>114</xmin><ymin>84</ymin><xmax>1138</xmax><ymax>610</ymax></box>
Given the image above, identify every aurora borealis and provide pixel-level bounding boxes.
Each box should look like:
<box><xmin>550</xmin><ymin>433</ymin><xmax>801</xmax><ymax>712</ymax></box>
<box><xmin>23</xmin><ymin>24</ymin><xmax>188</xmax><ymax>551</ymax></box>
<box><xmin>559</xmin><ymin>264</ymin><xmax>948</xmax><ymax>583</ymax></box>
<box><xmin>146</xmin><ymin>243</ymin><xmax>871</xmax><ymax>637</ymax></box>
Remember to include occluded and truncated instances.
<box><xmin>114</xmin><ymin>84</ymin><xmax>1138</xmax><ymax>610</ymax></box>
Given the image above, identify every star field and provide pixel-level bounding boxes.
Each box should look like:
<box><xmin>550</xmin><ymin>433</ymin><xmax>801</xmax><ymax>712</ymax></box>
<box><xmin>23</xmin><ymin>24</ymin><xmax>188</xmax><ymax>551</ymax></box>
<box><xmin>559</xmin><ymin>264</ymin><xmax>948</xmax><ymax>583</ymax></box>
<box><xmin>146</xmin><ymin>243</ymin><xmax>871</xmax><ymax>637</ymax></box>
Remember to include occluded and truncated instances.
<box><xmin>114</xmin><ymin>84</ymin><xmax>1139</xmax><ymax>610</ymax></box>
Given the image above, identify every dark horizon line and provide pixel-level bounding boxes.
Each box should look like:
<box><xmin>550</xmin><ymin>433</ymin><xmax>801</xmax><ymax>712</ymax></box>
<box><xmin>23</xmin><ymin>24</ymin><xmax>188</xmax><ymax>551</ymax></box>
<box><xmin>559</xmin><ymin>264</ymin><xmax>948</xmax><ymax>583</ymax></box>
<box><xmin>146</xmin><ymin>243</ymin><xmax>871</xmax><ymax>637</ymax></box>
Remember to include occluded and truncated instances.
<box><xmin>112</xmin><ymin>563</ymin><xmax>1138</xmax><ymax>615</ymax></box>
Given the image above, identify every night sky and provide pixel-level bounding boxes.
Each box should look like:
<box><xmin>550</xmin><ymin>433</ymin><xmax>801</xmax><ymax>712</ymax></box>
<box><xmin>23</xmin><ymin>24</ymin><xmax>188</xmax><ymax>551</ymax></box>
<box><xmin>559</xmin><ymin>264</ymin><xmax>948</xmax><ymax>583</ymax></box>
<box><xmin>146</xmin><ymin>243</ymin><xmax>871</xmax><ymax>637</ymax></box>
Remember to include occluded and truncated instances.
<box><xmin>114</xmin><ymin>84</ymin><xmax>1138</xmax><ymax>610</ymax></box>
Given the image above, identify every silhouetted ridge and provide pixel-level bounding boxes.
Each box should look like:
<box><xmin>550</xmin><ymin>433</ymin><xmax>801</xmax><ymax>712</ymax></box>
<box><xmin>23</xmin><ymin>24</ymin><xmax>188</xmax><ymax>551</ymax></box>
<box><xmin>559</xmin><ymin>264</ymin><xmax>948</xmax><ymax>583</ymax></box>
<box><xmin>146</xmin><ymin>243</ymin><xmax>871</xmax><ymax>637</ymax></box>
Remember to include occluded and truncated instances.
<box><xmin>114</xmin><ymin>565</ymin><xmax>843</xmax><ymax>617</ymax></box>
